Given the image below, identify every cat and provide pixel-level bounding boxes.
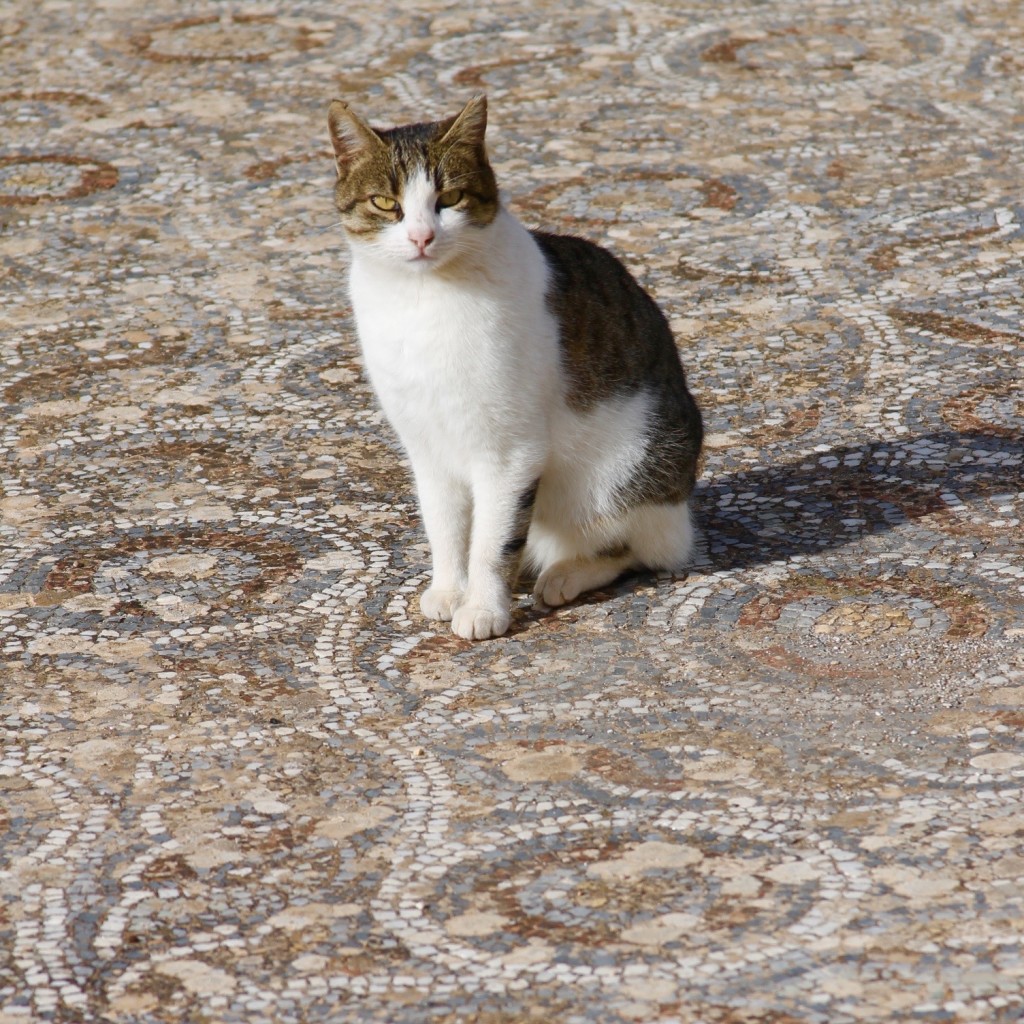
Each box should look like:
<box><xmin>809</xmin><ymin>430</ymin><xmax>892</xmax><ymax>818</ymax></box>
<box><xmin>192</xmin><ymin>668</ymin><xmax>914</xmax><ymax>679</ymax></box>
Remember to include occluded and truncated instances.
<box><xmin>327</xmin><ymin>95</ymin><xmax>703</xmax><ymax>640</ymax></box>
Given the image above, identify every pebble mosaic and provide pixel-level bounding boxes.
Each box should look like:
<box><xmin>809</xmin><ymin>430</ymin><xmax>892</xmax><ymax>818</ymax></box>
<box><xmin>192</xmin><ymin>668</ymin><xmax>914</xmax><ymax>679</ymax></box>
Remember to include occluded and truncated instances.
<box><xmin>1</xmin><ymin>1</ymin><xmax>1022</xmax><ymax>1022</ymax></box>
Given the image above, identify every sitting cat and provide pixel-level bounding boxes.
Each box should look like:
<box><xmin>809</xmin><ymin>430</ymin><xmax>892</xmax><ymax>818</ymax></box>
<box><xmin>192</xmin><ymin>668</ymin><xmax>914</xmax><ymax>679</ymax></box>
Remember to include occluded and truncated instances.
<box><xmin>327</xmin><ymin>96</ymin><xmax>703</xmax><ymax>640</ymax></box>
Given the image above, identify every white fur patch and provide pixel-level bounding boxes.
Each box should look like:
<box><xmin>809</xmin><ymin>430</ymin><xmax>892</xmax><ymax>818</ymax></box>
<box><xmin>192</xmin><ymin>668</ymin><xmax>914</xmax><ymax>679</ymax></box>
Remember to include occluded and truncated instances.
<box><xmin>349</xmin><ymin>208</ymin><xmax>562</xmax><ymax>480</ymax></box>
<box><xmin>399</xmin><ymin>169</ymin><xmax>438</xmax><ymax>248</ymax></box>
<box><xmin>538</xmin><ymin>392</ymin><xmax>652</xmax><ymax>526</ymax></box>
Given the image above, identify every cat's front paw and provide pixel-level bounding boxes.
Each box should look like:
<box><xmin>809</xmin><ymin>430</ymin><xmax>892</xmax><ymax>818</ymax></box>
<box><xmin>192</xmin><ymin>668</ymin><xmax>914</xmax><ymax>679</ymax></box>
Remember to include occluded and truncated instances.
<box><xmin>421</xmin><ymin>586</ymin><xmax>463</xmax><ymax>622</ymax></box>
<box><xmin>451</xmin><ymin>604</ymin><xmax>511</xmax><ymax>641</ymax></box>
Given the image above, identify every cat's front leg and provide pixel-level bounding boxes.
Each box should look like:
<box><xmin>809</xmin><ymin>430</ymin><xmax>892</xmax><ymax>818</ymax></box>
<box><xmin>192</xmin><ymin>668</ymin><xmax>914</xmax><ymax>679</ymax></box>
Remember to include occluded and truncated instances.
<box><xmin>412</xmin><ymin>463</ymin><xmax>471</xmax><ymax>622</ymax></box>
<box><xmin>451</xmin><ymin>471</ymin><xmax>539</xmax><ymax>641</ymax></box>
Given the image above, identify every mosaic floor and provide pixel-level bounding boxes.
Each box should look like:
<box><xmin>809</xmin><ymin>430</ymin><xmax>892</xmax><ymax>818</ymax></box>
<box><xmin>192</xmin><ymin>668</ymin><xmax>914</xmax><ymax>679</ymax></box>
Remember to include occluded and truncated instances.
<box><xmin>2</xmin><ymin>1</ymin><xmax>1023</xmax><ymax>1021</ymax></box>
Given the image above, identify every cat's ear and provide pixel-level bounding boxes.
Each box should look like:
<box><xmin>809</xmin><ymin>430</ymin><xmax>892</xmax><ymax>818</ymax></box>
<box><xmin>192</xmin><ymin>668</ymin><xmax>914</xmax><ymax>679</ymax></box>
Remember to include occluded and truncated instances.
<box><xmin>438</xmin><ymin>95</ymin><xmax>488</xmax><ymax>149</ymax></box>
<box><xmin>327</xmin><ymin>100</ymin><xmax>382</xmax><ymax>176</ymax></box>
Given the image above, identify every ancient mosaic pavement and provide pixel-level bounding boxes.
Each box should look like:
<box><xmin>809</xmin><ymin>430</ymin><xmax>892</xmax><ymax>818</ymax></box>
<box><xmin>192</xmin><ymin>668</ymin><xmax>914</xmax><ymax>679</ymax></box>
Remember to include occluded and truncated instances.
<box><xmin>2</xmin><ymin>1</ymin><xmax>1023</xmax><ymax>1021</ymax></box>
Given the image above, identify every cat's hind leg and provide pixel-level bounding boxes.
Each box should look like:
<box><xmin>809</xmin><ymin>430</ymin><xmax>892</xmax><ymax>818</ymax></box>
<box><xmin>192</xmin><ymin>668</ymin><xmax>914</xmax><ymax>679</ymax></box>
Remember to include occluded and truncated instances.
<box><xmin>534</xmin><ymin>546</ymin><xmax>637</xmax><ymax>607</ymax></box>
<box><xmin>528</xmin><ymin>521</ymin><xmax>634</xmax><ymax>608</ymax></box>
<box><xmin>530</xmin><ymin>499</ymin><xmax>699</xmax><ymax>608</ymax></box>
<box><xmin>625</xmin><ymin>499</ymin><xmax>700</xmax><ymax>573</ymax></box>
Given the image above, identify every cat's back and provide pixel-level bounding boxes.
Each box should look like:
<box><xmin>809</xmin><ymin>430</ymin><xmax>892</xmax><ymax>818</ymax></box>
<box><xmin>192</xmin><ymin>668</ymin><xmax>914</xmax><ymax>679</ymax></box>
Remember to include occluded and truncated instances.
<box><xmin>530</xmin><ymin>230</ymin><xmax>688</xmax><ymax>411</ymax></box>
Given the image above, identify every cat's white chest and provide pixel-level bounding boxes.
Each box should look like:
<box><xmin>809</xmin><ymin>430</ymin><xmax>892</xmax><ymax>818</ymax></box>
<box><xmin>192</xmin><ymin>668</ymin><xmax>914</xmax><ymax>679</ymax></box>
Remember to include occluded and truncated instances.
<box><xmin>352</xmin><ymin>270</ymin><xmax>494</xmax><ymax>400</ymax></box>
<box><xmin>348</xmin><ymin>214</ymin><xmax>559</xmax><ymax>466</ymax></box>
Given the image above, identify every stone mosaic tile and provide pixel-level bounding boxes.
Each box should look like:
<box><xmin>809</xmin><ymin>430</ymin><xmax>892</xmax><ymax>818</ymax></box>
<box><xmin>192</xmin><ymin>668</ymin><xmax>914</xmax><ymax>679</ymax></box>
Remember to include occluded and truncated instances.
<box><xmin>1</xmin><ymin>1</ymin><xmax>1022</xmax><ymax>1021</ymax></box>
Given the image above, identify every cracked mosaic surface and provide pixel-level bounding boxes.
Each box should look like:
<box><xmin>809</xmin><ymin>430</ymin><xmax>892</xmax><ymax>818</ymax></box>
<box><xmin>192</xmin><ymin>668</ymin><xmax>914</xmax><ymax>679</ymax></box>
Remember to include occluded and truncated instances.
<box><xmin>1</xmin><ymin>1</ymin><xmax>1022</xmax><ymax>1022</ymax></box>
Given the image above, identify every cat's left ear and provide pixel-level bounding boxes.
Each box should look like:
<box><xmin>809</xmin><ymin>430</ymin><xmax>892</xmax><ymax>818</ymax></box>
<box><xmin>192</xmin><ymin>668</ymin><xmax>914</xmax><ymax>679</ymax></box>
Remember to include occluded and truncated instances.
<box><xmin>327</xmin><ymin>100</ymin><xmax>382</xmax><ymax>177</ymax></box>
<box><xmin>439</xmin><ymin>95</ymin><xmax>488</xmax><ymax>149</ymax></box>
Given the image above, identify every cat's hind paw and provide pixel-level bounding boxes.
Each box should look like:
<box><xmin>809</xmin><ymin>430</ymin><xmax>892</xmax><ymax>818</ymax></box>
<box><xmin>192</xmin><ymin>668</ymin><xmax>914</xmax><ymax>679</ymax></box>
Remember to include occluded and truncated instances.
<box><xmin>420</xmin><ymin>586</ymin><xmax>463</xmax><ymax>622</ymax></box>
<box><xmin>534</xmin><ymin>566</ymin><xmax>586</xmax><ymax>608</ymax></box>
<box><xmin>451</xmin><ymin>605</ymin><xmax>511</xmax><ymax>641</ymax></box>
<box><xmin>534</xmin><ymin>555</ymin><xmax>631</xmax><ymax>608</ymax></box>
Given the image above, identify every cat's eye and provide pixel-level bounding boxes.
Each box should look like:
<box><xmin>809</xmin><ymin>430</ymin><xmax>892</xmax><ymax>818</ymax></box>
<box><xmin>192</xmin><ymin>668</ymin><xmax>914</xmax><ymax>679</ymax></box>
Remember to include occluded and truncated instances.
<box><xmin>370</xmin><ymin>195</ymin><xmax>399</xmax><ymax>212</ymax></box>
<box><xmin>436</xmin><ymin>189</ymin><xmax>464</xmax><ymax>210</ymax></box>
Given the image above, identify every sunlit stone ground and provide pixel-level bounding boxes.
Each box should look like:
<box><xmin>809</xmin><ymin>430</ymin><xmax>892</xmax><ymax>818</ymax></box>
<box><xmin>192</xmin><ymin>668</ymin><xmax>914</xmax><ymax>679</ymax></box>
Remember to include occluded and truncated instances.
<box><xmin>1</xmin><ymin>2</ymin><xmax>1022</xmax><ymax>1021</ymax></box>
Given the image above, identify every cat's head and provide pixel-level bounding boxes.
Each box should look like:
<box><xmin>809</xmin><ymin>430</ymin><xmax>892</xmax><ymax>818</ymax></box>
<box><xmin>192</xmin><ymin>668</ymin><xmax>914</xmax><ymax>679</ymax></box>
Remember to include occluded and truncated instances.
<box><xmin>327</xmin><ymin>96</ymin><xmax>498</xmax><ymax>272</ymax></box>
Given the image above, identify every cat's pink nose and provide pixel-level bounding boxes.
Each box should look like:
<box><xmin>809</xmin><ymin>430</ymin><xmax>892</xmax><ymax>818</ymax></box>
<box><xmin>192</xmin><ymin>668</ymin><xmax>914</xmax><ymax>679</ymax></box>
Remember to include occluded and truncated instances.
<box><xmin>408</xmin><ymin>227</ymin><xmax>435</xmax><ymax>253</ymax></box>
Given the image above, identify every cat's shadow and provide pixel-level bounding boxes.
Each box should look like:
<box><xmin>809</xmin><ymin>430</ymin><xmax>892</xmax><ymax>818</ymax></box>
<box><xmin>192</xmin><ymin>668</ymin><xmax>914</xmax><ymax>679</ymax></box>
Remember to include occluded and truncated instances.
<box><xmin>692</xmin><ymin>428</ymin><xmax>1019</xmax><ymax>574</ymax></box>
<box><xmin>519</xmin><ymin>428</ymin><xmax>1018</xmax><ymax>614</ymax></box>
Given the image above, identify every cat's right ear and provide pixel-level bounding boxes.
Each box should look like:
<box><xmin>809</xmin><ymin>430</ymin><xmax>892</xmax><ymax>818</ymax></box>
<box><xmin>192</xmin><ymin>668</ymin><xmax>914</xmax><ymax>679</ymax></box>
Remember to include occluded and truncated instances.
<box><xmin>439</xmin><ymin>95</ymin><xmax>488</xmax><ymax>149</ymax></box>
<box><xmin>327</xmin><ymin>100</ymin><xmax>381</xmax><ymax>177</ymax></box>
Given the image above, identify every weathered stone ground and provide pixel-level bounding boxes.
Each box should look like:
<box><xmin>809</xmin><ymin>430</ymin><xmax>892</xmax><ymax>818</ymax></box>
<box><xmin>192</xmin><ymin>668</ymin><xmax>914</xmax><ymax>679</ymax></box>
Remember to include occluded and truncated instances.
<box><xmin>2</xmin><ymin>1</ymin><xmax>1023</xmax><ymax>1022</ymax></box>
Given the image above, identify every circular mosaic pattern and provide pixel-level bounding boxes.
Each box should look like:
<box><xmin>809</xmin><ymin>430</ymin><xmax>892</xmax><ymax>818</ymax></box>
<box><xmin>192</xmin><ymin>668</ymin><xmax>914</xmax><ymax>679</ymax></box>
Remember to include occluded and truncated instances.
<box><xmin>0</xmin><ymin>91</ymin><xmax>107</xmax><ymax>149</ymax></box>
<box><xmin>42</xmin><ymin>529</ymin><xmax>301</xmax><ymax>616</ymax></box>
<box><xmin>703</xmin><ymin>28</ymin><xmax>869</xmax><ymax>72</ymax></box>
<box><xmin>941</xmin><ymin>379</ymin><xmax>1024</xmax><ymax>439</ymax></box>
<box><xmin>0</xmin><ymin>154</ymin><xmax>118</xmax><ymax>205</ymax></box>
<box><xmin>735</xmin><ymin>571</ymin><xmax>988</xmax><ymax>639</ymax></box>
<box><xmin>515</xmin><ymin>168</ymin><xmax>768</xmax><ymax>232</ymax></box>
<box><xmin>132</xmin><ymin>13</ymin><xmax>339</xmax><ymax>63</ymax></box>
